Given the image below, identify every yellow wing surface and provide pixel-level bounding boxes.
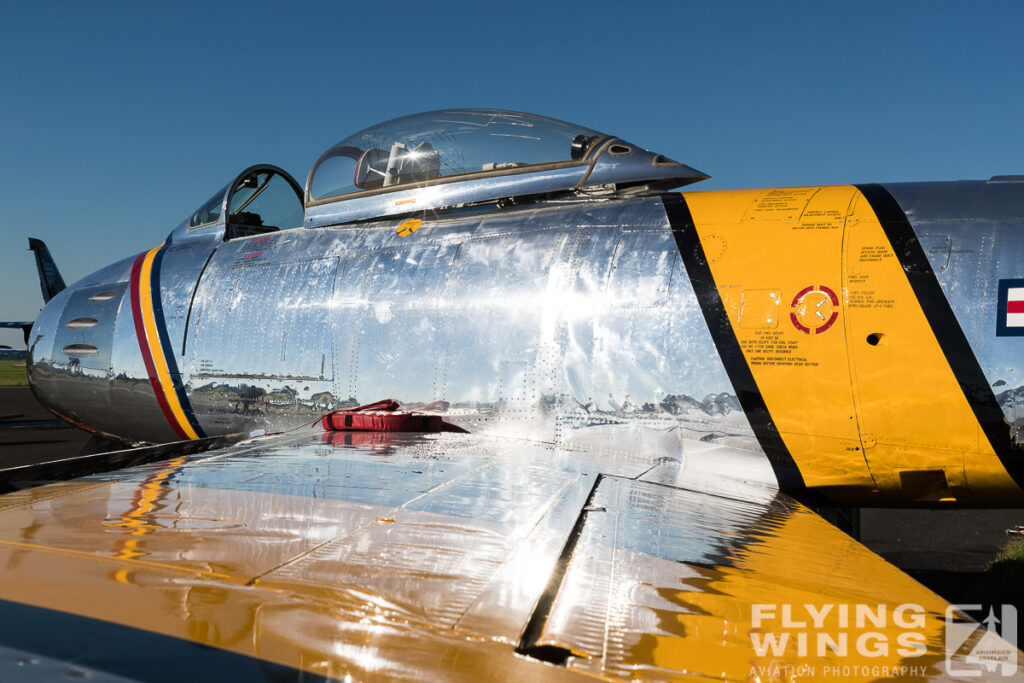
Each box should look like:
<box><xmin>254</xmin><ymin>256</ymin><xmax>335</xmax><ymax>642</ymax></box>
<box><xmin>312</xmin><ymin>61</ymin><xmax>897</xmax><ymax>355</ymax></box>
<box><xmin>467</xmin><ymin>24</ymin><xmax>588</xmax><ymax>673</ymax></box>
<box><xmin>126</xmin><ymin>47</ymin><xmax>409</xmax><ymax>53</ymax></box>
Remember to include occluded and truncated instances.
<box><xmin>0</xmin><ymin>430</ymin><xmax>1016</xmax><ymax>681</ymax></box>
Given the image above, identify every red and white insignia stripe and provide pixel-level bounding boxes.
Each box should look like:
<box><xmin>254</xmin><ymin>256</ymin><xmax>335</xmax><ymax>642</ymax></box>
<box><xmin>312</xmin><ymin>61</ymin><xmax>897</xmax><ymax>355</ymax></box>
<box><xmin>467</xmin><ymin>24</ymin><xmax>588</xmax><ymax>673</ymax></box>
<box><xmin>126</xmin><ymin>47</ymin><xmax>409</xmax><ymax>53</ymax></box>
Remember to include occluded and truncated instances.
<box><xmin>1007</xmin><ymin>287</ymin><xmax>1024</xmax><ymax>328</ymax></box>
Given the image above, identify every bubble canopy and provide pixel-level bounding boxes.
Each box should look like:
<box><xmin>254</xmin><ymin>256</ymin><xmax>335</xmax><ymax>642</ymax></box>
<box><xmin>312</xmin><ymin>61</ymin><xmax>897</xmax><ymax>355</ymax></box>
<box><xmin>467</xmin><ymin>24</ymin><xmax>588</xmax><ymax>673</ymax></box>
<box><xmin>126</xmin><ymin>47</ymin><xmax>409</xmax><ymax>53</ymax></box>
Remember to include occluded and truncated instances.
<box><xmin>304</xmin><ymin>109</ymin><xmax>707</xmax><ymax>226</ymax></box>
<box><xmin>308</xmin><ymin>110</ymin><xmax>600</xmax><ymax>201</ymax></box>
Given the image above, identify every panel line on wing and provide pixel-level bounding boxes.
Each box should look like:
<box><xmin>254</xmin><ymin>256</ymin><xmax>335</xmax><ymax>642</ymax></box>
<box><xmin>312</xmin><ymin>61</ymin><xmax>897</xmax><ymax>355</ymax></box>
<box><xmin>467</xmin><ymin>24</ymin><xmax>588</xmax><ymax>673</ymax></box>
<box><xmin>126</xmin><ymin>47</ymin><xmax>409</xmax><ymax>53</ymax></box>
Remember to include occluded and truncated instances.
<box><xmin>246</xmin><ymin>460</ymin><xmax>494</xmax><ymax>586</ymax></box>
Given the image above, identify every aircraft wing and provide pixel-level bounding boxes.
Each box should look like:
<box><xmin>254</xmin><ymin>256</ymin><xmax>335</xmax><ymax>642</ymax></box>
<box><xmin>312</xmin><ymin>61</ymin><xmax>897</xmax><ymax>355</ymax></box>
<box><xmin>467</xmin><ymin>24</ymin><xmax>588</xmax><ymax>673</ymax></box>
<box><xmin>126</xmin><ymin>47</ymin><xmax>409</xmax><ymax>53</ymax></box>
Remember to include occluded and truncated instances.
<box><xmin>0</xmin><ymin>321</ymin><xmax>32</xmax><ymax>354</ymax></box>
<box><xmin>0</xmin><ymin>429</ymin><xmax>1016</xmax><ymax>681</ymax></box>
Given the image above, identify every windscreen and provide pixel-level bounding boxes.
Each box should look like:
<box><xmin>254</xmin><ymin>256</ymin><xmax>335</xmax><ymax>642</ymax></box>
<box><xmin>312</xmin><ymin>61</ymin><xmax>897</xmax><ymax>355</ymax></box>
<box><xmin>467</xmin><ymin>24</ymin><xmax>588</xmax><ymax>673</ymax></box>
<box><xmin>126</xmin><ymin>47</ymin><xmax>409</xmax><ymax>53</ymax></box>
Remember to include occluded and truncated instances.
<box><xmin>188</xmin><ymin>183</ymin><xmax>228</xmax><ymax>228</ymax></box>
<box><xmin>229</xmin><ymin>171</ymin><xmax>303</xmax><ymax>230</ymax></box>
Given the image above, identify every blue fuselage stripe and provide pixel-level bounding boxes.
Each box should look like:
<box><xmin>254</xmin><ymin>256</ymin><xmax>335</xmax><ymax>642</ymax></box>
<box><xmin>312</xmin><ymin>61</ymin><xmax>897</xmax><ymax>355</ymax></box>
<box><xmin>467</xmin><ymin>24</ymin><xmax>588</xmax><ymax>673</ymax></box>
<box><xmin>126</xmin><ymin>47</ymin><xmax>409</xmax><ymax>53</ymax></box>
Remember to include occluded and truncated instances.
<box><xmin>150</xmin><ymin>242</ymin><xmax>207</xmax><ymax>438</ymax></box>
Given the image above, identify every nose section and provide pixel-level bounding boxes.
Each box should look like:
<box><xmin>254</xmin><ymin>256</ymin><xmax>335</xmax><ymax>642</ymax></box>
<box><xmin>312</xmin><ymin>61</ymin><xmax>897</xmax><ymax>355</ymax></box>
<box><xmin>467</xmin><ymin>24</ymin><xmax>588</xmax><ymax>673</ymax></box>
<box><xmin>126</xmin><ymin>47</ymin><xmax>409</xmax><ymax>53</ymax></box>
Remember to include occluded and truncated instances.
<box><xmin>25</xmin><ymin>286</ymin><xmax>68</xmax><ymax>405</ymax></box>
<box><xmin>26</xmin><ymin>282</ymin><xmax>125</xmax><ymax>432</ymax></box>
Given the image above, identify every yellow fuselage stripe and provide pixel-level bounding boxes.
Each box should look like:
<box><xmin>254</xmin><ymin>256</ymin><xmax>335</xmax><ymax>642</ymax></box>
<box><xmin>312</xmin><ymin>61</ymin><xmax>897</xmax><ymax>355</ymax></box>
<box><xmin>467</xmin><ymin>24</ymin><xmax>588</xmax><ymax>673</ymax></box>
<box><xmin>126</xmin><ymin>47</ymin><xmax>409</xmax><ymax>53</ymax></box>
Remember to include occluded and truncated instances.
<box><xmin>682</xmin><ymin>186</ymin><xmax>1018</xmax><ymax>503</ymax></box>
<box><xmin>139</xmin><ymin>245</ymin><xmax>200</xmax><ymax>440</ymax></box>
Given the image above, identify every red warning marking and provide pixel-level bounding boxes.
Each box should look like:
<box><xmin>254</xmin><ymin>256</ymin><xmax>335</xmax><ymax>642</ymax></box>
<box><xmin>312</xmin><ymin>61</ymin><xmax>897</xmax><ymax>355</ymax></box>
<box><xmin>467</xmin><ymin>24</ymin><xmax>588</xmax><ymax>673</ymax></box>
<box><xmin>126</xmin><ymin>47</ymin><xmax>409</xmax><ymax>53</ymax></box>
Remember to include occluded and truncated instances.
<box><xmin>789</xmin><ymin>313</ymin><xmax>811</xmax><ymax>334</ymax></box>
<box><xmin>243</xmin><ymin>252</ymin><xmax>263</xmax><ymax>259</ymax></box>
<box><xmin>790</xmin><ymin>285</ymin><xmax>840</xmax><ymax>335</ymax></box>
<box><xmin>818</xmin><ymin>310</ymin><xmax>839</xmax><ymax>333</ymax></box>
<box><xmin>253</xmin><ymin>236</ymin><xmax>273</xmax><ymax>243</ymax></box>
<box><xmin>793</xmin><ymin>285</ymin><xmax>815</xmax><ymax>301</ymax></box>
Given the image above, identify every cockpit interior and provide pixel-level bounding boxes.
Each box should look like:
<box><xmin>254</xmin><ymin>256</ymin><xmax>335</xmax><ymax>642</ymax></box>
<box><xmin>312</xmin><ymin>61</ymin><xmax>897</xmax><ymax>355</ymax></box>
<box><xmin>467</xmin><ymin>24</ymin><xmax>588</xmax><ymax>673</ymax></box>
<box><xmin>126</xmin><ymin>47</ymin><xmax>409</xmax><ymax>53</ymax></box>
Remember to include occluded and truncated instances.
<box><xmin>187</xmin><ymin>166</ymin><xmax>304</xmax><ymax>240</ymax></box>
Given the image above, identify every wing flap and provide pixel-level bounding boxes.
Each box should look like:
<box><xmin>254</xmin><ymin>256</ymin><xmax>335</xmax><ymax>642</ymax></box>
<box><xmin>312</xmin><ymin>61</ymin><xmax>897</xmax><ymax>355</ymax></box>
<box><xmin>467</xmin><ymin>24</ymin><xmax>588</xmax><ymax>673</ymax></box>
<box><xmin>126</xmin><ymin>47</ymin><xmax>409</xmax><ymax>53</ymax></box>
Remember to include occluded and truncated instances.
<box><xmin>525</xmin><ymin>474</ymin><xmax>1020</xmax><ymax>680</ymax></box>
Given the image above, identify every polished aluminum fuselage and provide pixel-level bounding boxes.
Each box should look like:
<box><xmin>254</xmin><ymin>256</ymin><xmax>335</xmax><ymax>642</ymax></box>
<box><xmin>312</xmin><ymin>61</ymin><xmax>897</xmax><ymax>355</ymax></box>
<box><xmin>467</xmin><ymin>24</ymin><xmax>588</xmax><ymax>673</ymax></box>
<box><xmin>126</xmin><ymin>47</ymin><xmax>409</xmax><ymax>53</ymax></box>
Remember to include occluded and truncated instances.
<box><xmin>29</xmin><ymin>197</ymin><xmax>749</xmax><ymax>453</ymax></box>
<box><xmin>26</xmin><ymin>181</ymin><xmax>1024</xmax><ymax>504</ymax></box>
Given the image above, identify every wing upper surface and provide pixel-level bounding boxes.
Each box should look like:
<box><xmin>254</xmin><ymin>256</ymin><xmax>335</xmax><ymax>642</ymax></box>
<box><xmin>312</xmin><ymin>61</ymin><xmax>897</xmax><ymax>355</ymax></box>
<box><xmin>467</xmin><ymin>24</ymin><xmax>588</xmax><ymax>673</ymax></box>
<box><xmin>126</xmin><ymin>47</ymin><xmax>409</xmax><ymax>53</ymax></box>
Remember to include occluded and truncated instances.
<box><xmin>0</xmin><ymin>430</ymin><xmax>1016</xmax><ymax>681</ymax></box>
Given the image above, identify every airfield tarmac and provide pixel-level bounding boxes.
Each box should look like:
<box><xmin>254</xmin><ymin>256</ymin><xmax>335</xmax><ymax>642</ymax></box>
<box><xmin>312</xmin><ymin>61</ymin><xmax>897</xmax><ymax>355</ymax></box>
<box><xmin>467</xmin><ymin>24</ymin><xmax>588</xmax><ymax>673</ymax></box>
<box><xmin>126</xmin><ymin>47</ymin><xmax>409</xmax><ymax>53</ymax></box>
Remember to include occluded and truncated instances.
<box><xmin>0</xmin><ymin>384</ymin><xmax>1021</xmax><ymax>609</ymax></box>
<box><xmin>0</xmin><ymin>386</ymin><xmax>91</xmax><ymax>466</ymax></box>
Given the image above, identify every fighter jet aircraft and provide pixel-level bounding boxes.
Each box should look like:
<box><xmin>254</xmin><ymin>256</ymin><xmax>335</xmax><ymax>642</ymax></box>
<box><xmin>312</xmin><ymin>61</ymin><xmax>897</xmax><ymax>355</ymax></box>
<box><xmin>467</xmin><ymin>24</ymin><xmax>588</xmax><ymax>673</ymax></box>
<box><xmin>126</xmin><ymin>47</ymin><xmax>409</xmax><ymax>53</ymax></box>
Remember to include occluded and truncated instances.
<box><xmin>1</xmin><ymin>109</ymin><xmax>1021</xmax><ymax>680</ymax></box>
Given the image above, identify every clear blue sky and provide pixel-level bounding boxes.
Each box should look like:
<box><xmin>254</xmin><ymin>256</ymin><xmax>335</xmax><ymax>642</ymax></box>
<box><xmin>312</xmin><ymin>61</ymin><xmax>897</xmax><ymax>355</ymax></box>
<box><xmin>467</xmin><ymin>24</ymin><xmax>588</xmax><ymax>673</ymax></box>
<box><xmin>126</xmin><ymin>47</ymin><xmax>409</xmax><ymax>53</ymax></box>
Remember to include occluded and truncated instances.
<box><xmin>2</xmin><ymin>1</ymin><xmax>1022</xmax><ymax>348</ymax></box>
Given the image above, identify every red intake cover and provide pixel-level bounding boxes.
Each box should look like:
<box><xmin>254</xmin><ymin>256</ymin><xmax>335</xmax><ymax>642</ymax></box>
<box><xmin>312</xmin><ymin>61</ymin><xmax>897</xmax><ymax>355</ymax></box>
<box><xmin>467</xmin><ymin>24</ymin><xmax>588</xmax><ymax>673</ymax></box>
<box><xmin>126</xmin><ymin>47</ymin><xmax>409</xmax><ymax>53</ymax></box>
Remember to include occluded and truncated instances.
<box><xmin>321</xmin><ymin>399</ymin><xmax>449</xmax><ymax>433</ymax></box>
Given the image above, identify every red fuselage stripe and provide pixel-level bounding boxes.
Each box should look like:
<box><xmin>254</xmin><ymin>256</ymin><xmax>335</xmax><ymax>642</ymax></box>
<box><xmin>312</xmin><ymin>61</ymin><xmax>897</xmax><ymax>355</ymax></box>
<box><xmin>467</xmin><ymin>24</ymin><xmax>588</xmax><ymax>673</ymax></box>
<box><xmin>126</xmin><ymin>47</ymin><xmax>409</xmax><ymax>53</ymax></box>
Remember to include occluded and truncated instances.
<box><xmin>129</xmin><ymin>252</ymin><xmax>188</xmax><ymax>440</ymax></box>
